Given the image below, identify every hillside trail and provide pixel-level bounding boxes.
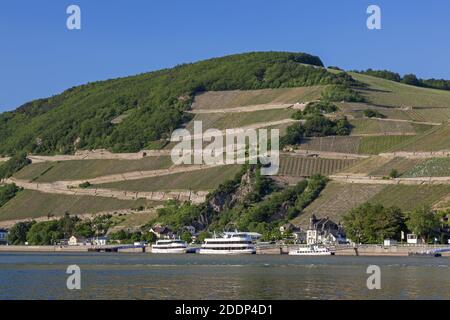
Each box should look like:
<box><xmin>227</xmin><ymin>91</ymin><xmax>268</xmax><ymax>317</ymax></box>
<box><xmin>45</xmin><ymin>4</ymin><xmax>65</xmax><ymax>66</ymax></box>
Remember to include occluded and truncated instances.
<box><xmin>329</xmin><ymin>174</ymin><xmax>450</xmax><ymax>185</ymax></box>
<box><xmin>187</xmin><ymin>103</ymin><xmax>298</xmax><ymax>114</ymax></box>
<box><xmin>6</xmin><ymin>177</ymin><xmax>209</xmax><ymax>204</ymax></box>
<box><xmin>369</xmin><ymin>117</ymin><xmax>442</xmax><ymax>126</ymax></box>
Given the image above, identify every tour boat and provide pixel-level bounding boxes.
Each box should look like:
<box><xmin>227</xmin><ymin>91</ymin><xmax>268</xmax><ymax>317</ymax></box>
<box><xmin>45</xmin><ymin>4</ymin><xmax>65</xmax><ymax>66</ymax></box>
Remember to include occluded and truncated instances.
<box><xmin>288</xmin><ymin>245</ymin><xmax>335</xmax><ymax>256</ymax></box>
<box><xmin>151</xmin><ymin>239</ymin><xmax>188</xmax><ymax>253</ymax></box>
<box><xmin>199</xmin><ymin>232</ymin><xmax>256</xmax><ymax>255</ymax></box>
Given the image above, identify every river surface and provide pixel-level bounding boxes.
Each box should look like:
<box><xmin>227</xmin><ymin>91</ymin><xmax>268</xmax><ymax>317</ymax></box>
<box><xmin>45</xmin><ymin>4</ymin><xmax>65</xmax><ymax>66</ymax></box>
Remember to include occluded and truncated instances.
<box><xmin>0</xmin><ymin>252</ymin><xmax>448</xmax><ymax>300</ymax></box>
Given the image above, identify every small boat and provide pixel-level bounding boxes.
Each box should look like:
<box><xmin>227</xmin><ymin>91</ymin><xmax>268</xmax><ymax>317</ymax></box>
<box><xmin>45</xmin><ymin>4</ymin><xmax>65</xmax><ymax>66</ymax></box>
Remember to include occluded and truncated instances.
<box><xmin>151</xmin><ymin>239</ymin><xmax>188</xmax><ymax>253</ymax></box>
<box><xmin>288</xmin><ymin>244</ymin><xmax>335</xmax><ymax>256</ymax></box>
<box><xmin>199</xmin><ymin>231</ymin><xmax>256</xmax><ymax>255</ymax></box>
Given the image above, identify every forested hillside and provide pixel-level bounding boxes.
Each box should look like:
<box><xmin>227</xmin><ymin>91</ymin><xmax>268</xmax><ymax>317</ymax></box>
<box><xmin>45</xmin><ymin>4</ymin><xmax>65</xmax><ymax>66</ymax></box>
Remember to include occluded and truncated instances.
<box><xmin>0</xmin><ymin>52</ymin><xmax>356</xmax><ymax>156</ymax></box>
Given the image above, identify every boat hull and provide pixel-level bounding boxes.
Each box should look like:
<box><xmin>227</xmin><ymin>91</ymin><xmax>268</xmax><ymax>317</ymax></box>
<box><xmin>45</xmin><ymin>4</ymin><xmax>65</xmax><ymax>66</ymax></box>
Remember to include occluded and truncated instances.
<box><xmin>199</xmin><ymin>248</ymin><xmax>256</xmax><ymax>255</ymax></box>
<box><xmin>288</xmin><ymin>251</ymin><xmax>334</xmax><ymax>256</ymax></box>
<box><xmin>151</xmin><ymin>248</ymin><xmax>188</xmax><ymax>254</ymax></box>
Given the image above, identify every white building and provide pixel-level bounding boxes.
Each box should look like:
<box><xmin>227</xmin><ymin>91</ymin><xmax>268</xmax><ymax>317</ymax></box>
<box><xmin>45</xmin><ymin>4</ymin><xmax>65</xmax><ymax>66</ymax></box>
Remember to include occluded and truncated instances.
<box><xmin>406</xmin><ymin>233</ymin><xmax>424</xmax><ymax>244</ymax></box>
<box><xmin>68</xmin><ymin>236</ymin><xmax>91</xmax><ymax>246</ymax></box>
<box><xmin>383</xmin><ymin>239</ymin><xmax>398</xmax><ymax>246</ymax></box>
<box><xmin>92</xmin><ymin>236</ymin><xmax>108</xmax><ymax>246</ymax></box>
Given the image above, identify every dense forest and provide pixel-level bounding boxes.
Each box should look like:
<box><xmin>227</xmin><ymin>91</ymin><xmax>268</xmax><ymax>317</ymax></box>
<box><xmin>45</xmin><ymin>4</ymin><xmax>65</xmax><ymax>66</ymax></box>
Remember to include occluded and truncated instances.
<box><xmin>0</xmin><ymin>52</ymin><xmax>359</xmax><ymax>156</ymax></box>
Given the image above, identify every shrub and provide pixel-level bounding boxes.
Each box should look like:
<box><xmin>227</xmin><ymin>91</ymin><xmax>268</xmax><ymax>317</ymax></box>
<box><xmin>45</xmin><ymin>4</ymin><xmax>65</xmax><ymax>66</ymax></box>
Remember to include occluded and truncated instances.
<box><xmin>363</xmin><ymin>109</ymin><xmax>385</xmax><ymax>118</ymax></box>
<box><xmin>78</xmin><ymin>181</ymin><xmax>91</xmax><ymax>189</ymax></box>
<box><xmin>321</xmin><ymin>85</ymin><xmax>365</xmax><ymax>103</ymax></box>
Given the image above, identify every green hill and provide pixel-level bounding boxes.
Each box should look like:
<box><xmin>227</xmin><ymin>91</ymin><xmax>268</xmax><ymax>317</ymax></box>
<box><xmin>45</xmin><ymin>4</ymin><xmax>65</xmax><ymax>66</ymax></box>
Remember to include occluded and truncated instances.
<box><xmin>0</xmin><ymin>51</ymin><xmax>355</xmax><ymax>156</ymax></box>
<box><xmin>4</xmin><ymin>52</ymin><xmax>450</xmax><ymax>235</ymax></box>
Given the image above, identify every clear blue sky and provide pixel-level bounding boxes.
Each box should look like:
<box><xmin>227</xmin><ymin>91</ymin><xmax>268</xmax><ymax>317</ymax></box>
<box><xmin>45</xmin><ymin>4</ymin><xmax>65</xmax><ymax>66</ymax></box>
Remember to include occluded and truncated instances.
<box><xmin>1</xmin><ymin>0</ymin><xmax>450</xmax><ymax>111</ymax></box>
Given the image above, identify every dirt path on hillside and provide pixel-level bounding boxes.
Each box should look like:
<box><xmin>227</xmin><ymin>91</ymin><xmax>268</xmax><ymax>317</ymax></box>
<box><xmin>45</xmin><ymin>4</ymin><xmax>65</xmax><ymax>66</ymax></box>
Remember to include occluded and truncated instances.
<box><xmin>369</xmin><ymin>117</ymin><xmax>442</xmax><ymax>126</ymax></box>
<box><xmin>329</xmin><ymin>174</ymin><xmax>450</xmax><ymax>185</ymax></box>
<box><xmin>380</xmin><ymin>150</ymin><xmax>450</xmax><ymax>159</ymax></box>
<box><xmin>188</xmin><ymin>103</ymin><xmax>297</xmax><ymax>114</ymax></box>
<box><xmin>285</xmin><ymin>150</ymin><xmax>370</xmax><ymax>159</ymax></box>
<box><xmin>66</xmin><ymin>164</ymin><xmax>223</xmax><ymax>186</ymax></box>
<box><xmin>350</xmin><ymin>132</ymin><xmax>417</xmax><ymax>137</ymax></box>
<box><xmin>29</xmin><ymin>149</ymin><xmax>172</xmax><ymax>163</ymax></box>
<box><xmin>7</xmin><ymin>178</ymin><xmax>209</xmax><ymax>204</ymax></box>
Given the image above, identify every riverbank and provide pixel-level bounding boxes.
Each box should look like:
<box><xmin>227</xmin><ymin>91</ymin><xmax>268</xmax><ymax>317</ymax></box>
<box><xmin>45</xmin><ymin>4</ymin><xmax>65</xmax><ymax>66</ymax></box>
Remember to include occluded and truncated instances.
<box><xmin>1</xmin><ymin>244</ymin><xmax>449</xmax><ymax>256</ymax></box>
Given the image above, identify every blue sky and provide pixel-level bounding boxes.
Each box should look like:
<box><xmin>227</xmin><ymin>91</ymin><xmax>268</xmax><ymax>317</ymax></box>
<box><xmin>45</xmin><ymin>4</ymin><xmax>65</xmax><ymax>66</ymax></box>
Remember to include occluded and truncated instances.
<box><xmin>1</xmin><ymin>0</ymin><xmax>450</xmax><ymax>111</ymax></box>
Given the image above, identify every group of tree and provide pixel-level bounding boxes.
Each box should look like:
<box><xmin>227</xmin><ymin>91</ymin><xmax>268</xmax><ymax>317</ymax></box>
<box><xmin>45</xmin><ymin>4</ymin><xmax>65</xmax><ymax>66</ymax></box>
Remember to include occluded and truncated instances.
<box><xmin>7</xmin><ymin>213</ymin><xmax>115</xmax><ymax>245</ymax></box>
<box><xmin>0</xmin><ymin>183</ymin><xmax>21</xmax><ymax>208</ymax></box>
<box><xmin>343</xmin><ymin>203</ymin><xmax>445</xmax><ymax>244</ymax></box>
<box><xmin>0</xmin><ymin>153</ymin><xmax>31</xmax><ymax>179</ymax></box>
<box><xmin>292</xmin><ymin>101</ymin><xmax>338</xmax><ymax>120</ymax></box>
<box><xmin>354</xmin><ymin>68</ymin><xmax>450</xmax><ymax>91</ymax></box>
<box><xmin>0</xmin><ymin>52</ymin><xmax>363</xmax><ymax>156</ymax></box>
<box><xmin>108</xmin><ymin>229</ymin><xmax>156</xmax><ymax>244</ymax></box>
<box><xmin>282</xmin><ymin>114</ymin><xmax>352</xmax><ymax>147</ymax></box>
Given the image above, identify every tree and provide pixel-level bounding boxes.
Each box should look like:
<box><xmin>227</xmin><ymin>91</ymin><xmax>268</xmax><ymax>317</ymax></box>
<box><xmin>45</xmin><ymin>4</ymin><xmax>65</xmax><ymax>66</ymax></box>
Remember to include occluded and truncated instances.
<box><xmin>181</xmin><ymin>231</ymin><xmax>192</xmax><ymax>244</ymax></box>
<box><xmin>0</xmin><ymin>184</ymin><xmax>20</xmax><ymax>207</ymax></box>
<box><xmin>402</xmin><ymin>74</ymin><xmax>421</xmax><ymax>86</ymax></box>
<box><xmin>26</xmin><ymin>220</ymin><xmax>63</xmax><ymax>245</ymax></box>
<box><xmin>389</xmin><ymin>169</ymin><xmax>399</xmax><ymax>178</ymax></box>
<box><xmin>7</xmin><ymin>221</ymin><xmax>36</xmax><ymax>245</ymax></box>
<box><xmin>406</xmin><ymin>206</ymin><xmax>440</xmax><ymax>242</ymax></box>
<box><xmin>0</xmin><ymin>153</ymin><xmax>31</xmax><ymax>179</ymax></box>
<box><xmin>142</xmin><ymin>232</ymin><xmax>157</xmax><ymax>243</ymax></box>
<box><xmin>196</xmin><ymin>231</ymin><xmax>211</xmax><ymax>244</ymax></box>
<box><xmin>343</xmin><ymin>203</ymin><xmax>405</xmax><ymax>244</ymax></box>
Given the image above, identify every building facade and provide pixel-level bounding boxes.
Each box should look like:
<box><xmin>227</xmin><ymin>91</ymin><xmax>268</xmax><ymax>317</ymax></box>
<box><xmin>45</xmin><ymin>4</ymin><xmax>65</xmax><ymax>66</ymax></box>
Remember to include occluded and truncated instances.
<box><xmin>306</xmin><ymin>215</ymin><xmax>347</xmax><ymax>245</ymax></box>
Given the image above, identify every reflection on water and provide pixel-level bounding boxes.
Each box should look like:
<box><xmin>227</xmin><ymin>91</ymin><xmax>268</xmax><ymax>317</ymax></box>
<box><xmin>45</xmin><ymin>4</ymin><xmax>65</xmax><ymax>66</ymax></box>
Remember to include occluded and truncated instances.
<box><xmin>0</xmin><ymin>253</ymin><xmax>448</xmax><ymax>300</ymax></box>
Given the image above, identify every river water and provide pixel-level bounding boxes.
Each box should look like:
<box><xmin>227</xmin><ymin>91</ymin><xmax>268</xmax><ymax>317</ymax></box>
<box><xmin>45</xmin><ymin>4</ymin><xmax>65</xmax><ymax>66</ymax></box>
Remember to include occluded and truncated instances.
<box><xmin>0</xmin><ymin>252</ymin><xmax>448</xmax><ymax>300</ymax></box>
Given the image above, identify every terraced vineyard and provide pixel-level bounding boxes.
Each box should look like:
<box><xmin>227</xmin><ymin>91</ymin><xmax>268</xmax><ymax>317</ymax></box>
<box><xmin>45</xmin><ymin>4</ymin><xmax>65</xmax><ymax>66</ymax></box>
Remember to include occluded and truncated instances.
<box><xmin>184</xmin><ymin>108</ymin><xmax>295</xmax><ymax>131</ymax></box>
<box><xmin>95</xmin><ymin>165</ymin><xmax>242</xmax><ymax>192</ymax></box>
<box><xmin>405</xmin><ymin>108</ymin><xmax>450</xmax><ymax>123</ymax></box>
<box><xmin>278</xmin><ymin>156</ymin><xmax>357</xmax><ymax>177</ymax></box>
<box><xmin>370</xmin><ymin>157</ymin><xmax>422</xmax><ymax>177</ymax></box>
<box><xmin>191</xmin><ymin>86</ymin><xmax>323</xmax><ymax>110</ymax></box>
<box><xmin>340</xmin><ymin>156</ymin><xmax>392</xmax><ymax>175</ymax></box>
<box><xmin>392</xmin><ymin>124</ymin><xmax>450</xmax><ymax>151</ymax></box>
<box><xmin>350</xmin><ymin>118</ymin><xmax>418</xmax><ymax>136</ymax></box>
<box><xmin>343</xmin><ymin>156</ymin><xmax>422</xmax><ymax>177</ymax></box>
<box><xmin>368</xmin><ymin>185</ymin><xmax>450</xmax><ymax>211</ymax></box>
<box><xmin>403</xmin><ymin>158</ymin><xmax>450</xmax><ymax>177</ymax></box>
<box><xmin>13</xmin><ymin>157</ymin><xmax>174</xmax><ymax>183</ymax></box>
<box><xmin>357</xmin><ymin>135</ymin><xmax>414</xmax><ymax>154</ymax></box>
<box><xmin>350</xmin><ymin>72</ymin><xmax>450</xmax><ymax>110</ymax></box>
<box><xmin>338</xmin><ymin>102</ymin><xmax>412</xmax><ymax>121</ymax></box>
<box><xmin>297</xmin><ymin>136</ymin><xmax>362</xmax><ymax>154</ymax></box>
<box><xmin>0</xmin><ymin>190</ymin><xmax>160</xmax><ymax>221</ymax></box>
<box><xmin>290</xmin><ymin>182</ymin><xmax>386</xmax><ymax>228</ymax></box>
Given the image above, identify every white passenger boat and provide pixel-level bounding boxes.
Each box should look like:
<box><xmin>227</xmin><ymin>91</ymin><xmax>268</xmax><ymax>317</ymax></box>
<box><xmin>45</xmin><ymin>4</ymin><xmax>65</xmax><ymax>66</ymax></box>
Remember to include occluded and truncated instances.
<box><xmin>288</xmin><ymin>245</ymin><xmax>335</xmax><ymax>256</ymax></box>
<box><xmin>199</xmin><ymin>232</ymin><xmax>256</xmax><ymax>255</ymax></box>
<box><xmin>151</xmin><ymin>239</ymin><xmax>188</xmax><ymax>253</ymax></box>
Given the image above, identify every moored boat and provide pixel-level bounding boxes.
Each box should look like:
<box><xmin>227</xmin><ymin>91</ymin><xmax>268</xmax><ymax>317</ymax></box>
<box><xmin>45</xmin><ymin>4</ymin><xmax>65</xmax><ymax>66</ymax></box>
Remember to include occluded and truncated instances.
<box><xmin>288</xmin><ymin>244</ymin><xmax>335</xmax><ymax>256</ymax></box>
<box><xmin>151</xmin><ymin>239</ymin><xmax>188</xmax><ymax>253</ymax></box>
<box><xmin>199</xmin><ymin>232</ymin><xmax>256</xmax><ymax>255</ymax></box>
